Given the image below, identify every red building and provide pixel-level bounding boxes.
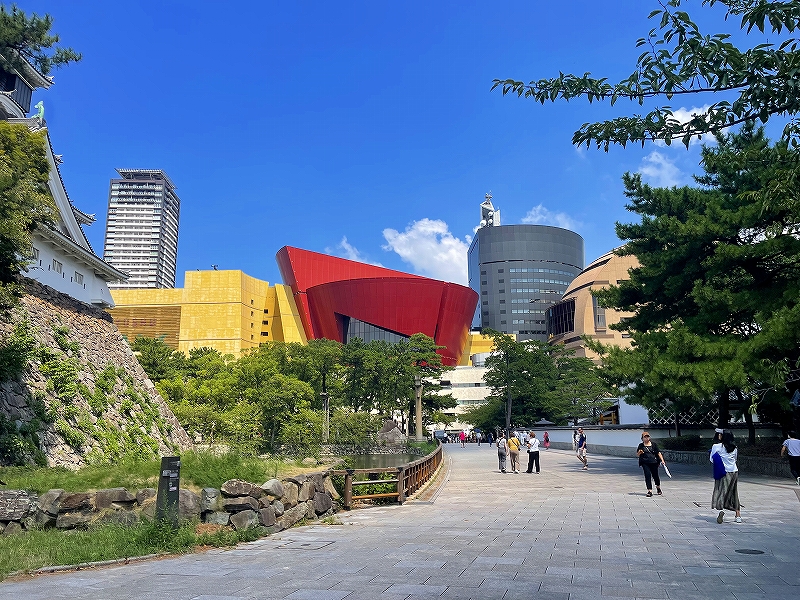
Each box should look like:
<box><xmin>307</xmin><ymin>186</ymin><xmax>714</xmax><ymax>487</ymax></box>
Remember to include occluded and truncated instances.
<box><xmin>276</xmin><ymin>246</ymin><xmax>478</xmax><ymax>365</ymax></box>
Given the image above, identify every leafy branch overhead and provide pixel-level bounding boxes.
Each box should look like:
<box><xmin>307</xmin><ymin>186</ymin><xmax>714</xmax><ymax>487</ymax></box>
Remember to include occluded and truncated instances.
<box><xmin>492</xmin><ymin>0</ymin><xmax>800</xmax><ymax>149</ymax></box>
<box><xmin>0</xmin><ymin>5</ymin><xmax>80</xmax><ymax>75</ymax></box>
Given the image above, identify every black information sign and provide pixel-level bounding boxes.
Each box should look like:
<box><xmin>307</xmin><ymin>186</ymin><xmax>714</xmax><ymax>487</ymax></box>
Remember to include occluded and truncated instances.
<box><xmin>155</xmin><ymin>456</ymin><xmax>180</xmax><ymax>528</ymax></box>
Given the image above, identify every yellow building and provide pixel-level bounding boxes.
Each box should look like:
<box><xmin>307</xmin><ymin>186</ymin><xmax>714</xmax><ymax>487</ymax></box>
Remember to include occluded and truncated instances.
<box><xmin>108</xmin><ymin>270</ymin><xmax>306</xmax><ymax>355</ymax></box>
<box><xmin>547</xmin><ymin>250</ymin><xmax>639</xmax><ymax>361</ymax></box>
<box><xmin>458</xmin><ymin>332</ymin><xmax>497</xmax><ymax>366</ymax></box>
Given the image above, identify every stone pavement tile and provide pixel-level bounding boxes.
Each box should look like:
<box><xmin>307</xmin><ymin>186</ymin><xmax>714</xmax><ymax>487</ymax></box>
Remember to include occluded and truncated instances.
<box><xmin>448</xmin><ymin>589</ymin><xmax>503</xmax><ymax>600</ymax></box>
<box><xmin>283</xmin><ymin>591</ymin><xmax>351</xmax><ymax>600</ymax></box>
<box><xmin>422</xmin><ymin>575</ymin><xmax>486</xmax><ymax>587</ymax></box>
<box><xmin>439</xmin><ymin>585</ymin><xmax>484</xmax><ymax>600</ymax></box>
<box><xmin>600</xmin><ymin>586</ymin><xmax>639</xmax><ymax>597</ymax></box>
<box><xmin>384</xmin><ymin>582</ymin><xmax>447</xmax><ymax>596</ymax></box>
<box><xmin>733</xmin><ymin>593</ymin><xmax>798</xmax><ymax>600</ymax></box>
<box><xmin>340</xmin><ymin>593</ymin><xmax>407</xmax><ymax>600</ymax></box>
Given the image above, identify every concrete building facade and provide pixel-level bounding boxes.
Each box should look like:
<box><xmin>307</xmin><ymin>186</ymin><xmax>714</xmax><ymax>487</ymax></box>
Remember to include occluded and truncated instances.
<box><xmin>547</xmin><ymin>250</ymin><xmax>638</xmax><ymax>361</ymax></box>
<box><xmin>103</xmin><ymin>169</ymin><xmax>180</xmax><ymax>289</ymax></box>
<box><xmin>468</xmin><ymin>198</ymin><xmax>584</xmax><ymax>342</ymax></box>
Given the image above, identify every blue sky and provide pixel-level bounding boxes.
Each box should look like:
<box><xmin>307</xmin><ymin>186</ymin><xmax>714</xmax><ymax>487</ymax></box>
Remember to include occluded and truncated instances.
<box><xmin>17</xmin><ymin>1</ymin><xmax>785</xmax><ymax>286</ymax></box>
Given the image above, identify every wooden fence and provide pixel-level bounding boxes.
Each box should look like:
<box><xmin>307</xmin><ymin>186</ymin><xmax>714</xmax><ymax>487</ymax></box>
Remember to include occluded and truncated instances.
<box><xmin>332</xmin><ymin>443</ymin><xmax>443</xmax><ymax>509</ymax></box>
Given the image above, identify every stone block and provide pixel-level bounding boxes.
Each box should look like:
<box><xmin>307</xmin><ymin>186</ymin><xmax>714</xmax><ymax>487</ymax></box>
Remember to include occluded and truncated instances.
<box><xmin>0</xmin><ymin>490</ymin><xmax>34</xmax><ymax>521</ymax></box>
<box><xmin>323</xmin><ymin>476</ymin><xmax>341</xmax><ymax>500</ymax></box>
<box><xmin>95</xmin><ymin>488</ymin><xmax>135</xmax><ymax>510</ymax></box>
<box><xmin>179</xmin><ymin>489</ymin><xmax>201</xmax><ymax>521</ymax></box>
<box><xmin>2</xmin><ymin>521</ymin><xmax>22</xmax><ymax>535</ymax></box>
<box><xmin>59</xmin><ymin>492</ymin><xmax>91</xmax><ymax>512</ymax></box>
<box><xmin>278</xmin><ymin>503</ymin><xmax>308</xmax><ymax>529</ymax></box>
<box><xmin>56</xmin><ymin>510</ymin><xmax>93</xmax><ymax>529</ymax></box>
<box><xmin>313</xmin><ymin>491</ymin><xmax>332</xmax><ymax>515</ymax></box>
<box><xmin>136</xmin><ymin>488</ymin><xmax>156</xmax><ymax>505</ymax></box>
<box><xmin>97</xmin><ymin>509</ymin><xmax>140</xmax><ymax>527</ymax></box>
<box><xmin>282</xmin><ymin>482</ymin><xmax>298</xmax><ymax>508</ymax></box>
<box><xmin>272</xmin><ymin>499</ymin><xmax>285</xmax><ymax>516</ymax></box>
<box><xmin>259</xmin><ymin>506</ymin><xmax>276</xmax><ymax>527</ymax></box>
<box><xmin>305</xmin><ymin>500</ymin><xmax>316</xmax><ymax>519</ymax></box>
<box><xmin>200</xmin><ymin>487</ymin><xmax>220</xmax><ymax>512</ymax></box>
<box><xmin>262</xmin><ymin>478</ymin><xmax>284</xmax><ymax>498</ymax></box>
<box><xmin>36</xmin><ymin>489</ymin><xmax>64</xmax><ymax>517</ymax></box>
<box><xmin>204</xmin><ymin>511</ymin><xmax>230</xmax><ymax>526</ymax></box>
<box><xmin>298</xmin><ymin>480</ymin><xmax>315</xmax><ymax>502</ymax></box>
<box><xmin>222</xmin><ymin>496</ymin><xmax>259</xmax><ymax>513</ymax></box>
<box><xmin>230</xmin><ymin>509</ymin><xmax>258</xmax><ymax>530</ymax></box>
<box><xmin>220</xmin><ymin>479</ymin><xmax>257</xmax><ymax>497</ymax></box>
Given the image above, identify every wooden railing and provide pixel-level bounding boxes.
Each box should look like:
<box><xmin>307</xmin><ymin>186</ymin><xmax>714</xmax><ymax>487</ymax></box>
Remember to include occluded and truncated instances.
<box><xmin>332</xmin><ymin>443</ymin><xmax>443</xmax><ymax>509</ymax></box>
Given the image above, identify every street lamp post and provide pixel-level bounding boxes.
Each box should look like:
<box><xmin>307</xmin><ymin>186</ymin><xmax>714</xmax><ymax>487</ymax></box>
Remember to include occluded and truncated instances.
<box><xmin>505</xmin><ymin>351</ymin><xmax>512</xmax><ymax>443</ymax></box>
<box><xmin>320</xmin><ymin>391</ymin><xmax>330</xmax><ymax>443</ymax></box>
<box><xmin>414</xmin><ymin>375</ymin><xmax>424</xmax><ymax>441</ymax></box>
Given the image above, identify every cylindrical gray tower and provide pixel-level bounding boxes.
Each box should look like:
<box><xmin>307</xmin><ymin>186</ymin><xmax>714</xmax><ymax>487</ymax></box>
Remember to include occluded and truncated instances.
<box><xmin>468</xmin><ymin>224</ymin><xmax>584</xmax><ymax>342</ymax></box>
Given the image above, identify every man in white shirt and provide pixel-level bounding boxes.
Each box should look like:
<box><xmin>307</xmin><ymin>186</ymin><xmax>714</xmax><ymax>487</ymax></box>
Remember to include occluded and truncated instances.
<box><xmin>781</xmin><ymin>431</ymin><xmax>800</xmax><ymax>485</ymax></box>
<box><xmin>525</xmin><ymin>431</ymin><xmax>541</xmax><ymax>473</ymax></box>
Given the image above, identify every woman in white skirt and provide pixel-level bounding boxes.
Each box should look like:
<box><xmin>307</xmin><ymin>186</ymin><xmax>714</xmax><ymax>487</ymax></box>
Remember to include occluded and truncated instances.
<box><xmin>710</xmin><ymin>430</ymin><xmax>742</xmax><ymax>523</ymax></box>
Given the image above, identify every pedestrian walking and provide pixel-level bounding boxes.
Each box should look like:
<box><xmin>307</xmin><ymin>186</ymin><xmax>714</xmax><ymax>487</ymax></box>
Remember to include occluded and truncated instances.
<box><xmin>459</xmin><ymin>430</ymin><xmax>466</xmax><ymax>448</ymax></box>
<box><xmin>711</xmin><ymin>431</ymin><xmax>742</xmax><ymax>523</ymax></box>
<box><xmin>477</xmin><ymin>431</ymin><xmax>482</xmax><ymax>447</ymax></box>
<box><xmin>496</xmin><ymin>433</ymin><xmax>508</xmax><ymax>473</ymax></box>
<box><xmin>486</xmin><ymin>432</ymin><xmax>493</xmax><ymax>446</ymax></box>
<box><xmin>543</xmin><ymin>431</ymin><xmax>550</xmax><ymax>449</ymax></box>
<box><xmin>526</xmin><ymin>431</ymin><xmax>540</xmax><ymax>473</ymax></box>
<box><xmin>781</xmin><ymin>431</ymin><xmax>800</xmax><ymax>485</ymax></box>
<box><xmin>636</xmin><ymin>431</ymin><xmax>665</xmax><ymax>497</ymax></box>
<box><xmin>508</xmin><ymin>434</ymin><xmax>521</xmax><ymax>473</ymax></box>
<box><xmin>576</xmin><ymin>427</ymin><xmax>588</xmax><ymax>470</ymax></box>
<box><xmin>572</xmin><ymin>429</ymin><xmax>578</xmax><ymax>452</ymax></box>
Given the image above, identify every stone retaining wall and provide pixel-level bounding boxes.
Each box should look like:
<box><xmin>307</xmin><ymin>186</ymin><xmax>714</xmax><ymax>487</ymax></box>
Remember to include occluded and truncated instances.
<box><xmin>0</xmin><ymin>471</ymin><xmax>340</xmax><ymax>536</ymax></box>
<box><xmin>0</xmin><ymin>279</ymin><xmax>192</xmax><ymax>468</ymax></box>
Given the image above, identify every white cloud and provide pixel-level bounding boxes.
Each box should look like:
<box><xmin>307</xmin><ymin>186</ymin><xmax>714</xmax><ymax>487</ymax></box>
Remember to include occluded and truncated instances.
<box><xmin>521</xmin><ymin>204</ymin><xmax>581</xmax><ymax>231</ymax></box>
<box><xmin>655</xmin><ymin>105</ymin><xmax>716</xmax><ymax>147</ymax></box>
<box><xmin>382</xmin><ymin>218</ymin><xmax>470</xmax><ymax>284</ymax></box>
<box><xmin>638</xmin><ymin>151</ymin><xmax>683</xmax><ymax>187</ymax></box>
<box><xmin>326</xmin><ymin>236</ymin><xmax>383</xmax><ymax>266</ymax></box>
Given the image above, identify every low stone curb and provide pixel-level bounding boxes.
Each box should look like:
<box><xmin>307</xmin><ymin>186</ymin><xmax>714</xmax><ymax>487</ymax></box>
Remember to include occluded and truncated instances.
<box><xmin>7</xmin><ymin>553</ymin><xmax>166</xmax><ymax>578</ymax></box>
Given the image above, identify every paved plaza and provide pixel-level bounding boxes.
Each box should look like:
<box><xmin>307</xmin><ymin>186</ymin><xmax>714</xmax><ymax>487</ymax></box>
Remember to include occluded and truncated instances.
<box><xmin>2</xmin><ymin>444</ymin><xmax>799</xmax><ymax>599</ymax></box>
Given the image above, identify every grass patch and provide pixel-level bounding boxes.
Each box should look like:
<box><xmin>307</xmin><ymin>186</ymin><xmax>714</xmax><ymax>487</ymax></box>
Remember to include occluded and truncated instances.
<box><xmin>408</xmin><ymin>440</ymin><xmax>437</xmax><ymax>455</ymax></box>
<box><xmin>0</xmin><ymin>520</ymin><xmax>262</xmax><ymax>581</ymax></box>
<box><xmin>0</xmin><ymin>450</ymin><xmax>281</xmax><ymax>493</ymax></box>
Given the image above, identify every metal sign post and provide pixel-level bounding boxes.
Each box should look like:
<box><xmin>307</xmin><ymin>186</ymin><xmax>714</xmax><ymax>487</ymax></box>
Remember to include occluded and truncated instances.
<box><xmin>155</xmin><ymin>456</ymin><xmax>181</xmax><ymax>528</ymax></box>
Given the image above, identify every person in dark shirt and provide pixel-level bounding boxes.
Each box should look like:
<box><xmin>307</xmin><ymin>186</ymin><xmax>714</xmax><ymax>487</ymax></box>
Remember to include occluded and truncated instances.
<box><xmin>636</xmin><ymin>431</ymin><xmax>665</xmax><ymax>497</ymax></box>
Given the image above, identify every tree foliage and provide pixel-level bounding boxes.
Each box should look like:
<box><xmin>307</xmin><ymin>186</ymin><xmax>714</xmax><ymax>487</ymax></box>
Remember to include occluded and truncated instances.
<box><xmin>0</xmin><ymin>122</ymin><xmax>55</xmax><ymax>310</ymax></box>
<box><xmin>462</xmin><ymin>330</ymin><xmax>612</xmax><ymax>432</ymax></box>
<box><xmin>590</xmin><ymin>124</ymin><xmax>800</xmax><ymax>428</ymax></box>
<box><xmin>0</xmin><ymin>4</ymin><xmax>80</xmax><ymax>76</ymax></box>
<box><xmin>493</xmin><ymin>0</ymin><xmax>800</xmax><ymax>151</ymax></box>
<box><xmin>134</xmin><ymin>333</ymin><xmax>452</xmax><ymax>454</ymax></box>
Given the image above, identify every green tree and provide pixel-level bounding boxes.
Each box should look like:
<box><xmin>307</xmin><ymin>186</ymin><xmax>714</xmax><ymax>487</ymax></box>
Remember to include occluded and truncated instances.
<box><xmin>591</xmin><ymin>125</ymin><xmax>800</xmax><ymax>431</ymax></box>
<box><xmin>478</xmin><ymin>330</ymin><xmax>562</xmax><ymax>435</ymax></box>
<box><xmin>130</xmin><ymin>336</ymin><xmax>186</xmax><ymax>382</ymax></box>
<box><xmin>553</xmin><ymin>354</ymin><xmax>615</xmax><ymax>426</ymax></box>
<box><xmin>0</xmin><ymin>4</ymin><xmax>81</xmax><ymax>75</ymax></box>
<box><xmin>0</xmin><ymin>122</ymin><xmax>55</xmax><ymax>310</ymax></box>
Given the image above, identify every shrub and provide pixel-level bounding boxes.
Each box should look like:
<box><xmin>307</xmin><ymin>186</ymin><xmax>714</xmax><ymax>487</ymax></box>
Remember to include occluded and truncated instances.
<box><xmin>0</xmin><ymin>321</ymin><xmax>37</xmax><ymax>380</ymax></box>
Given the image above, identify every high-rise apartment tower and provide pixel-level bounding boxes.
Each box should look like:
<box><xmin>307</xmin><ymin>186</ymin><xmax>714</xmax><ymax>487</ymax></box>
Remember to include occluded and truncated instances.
<box><xmin>103</xmin><ymin>169</ymin><xmax>180</xmax><ymax>289</ymax></box>
<box><xmin>468</xmin><ymin>194</ymin><xmax>584</xmax><ymax>342</ymax></box>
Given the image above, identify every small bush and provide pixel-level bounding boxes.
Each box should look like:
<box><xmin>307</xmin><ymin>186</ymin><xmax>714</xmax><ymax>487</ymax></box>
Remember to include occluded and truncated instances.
<box><xmin>0</xmin><ymin>321</ymin><xmax>38</xmax><ymax>380</ymax></box>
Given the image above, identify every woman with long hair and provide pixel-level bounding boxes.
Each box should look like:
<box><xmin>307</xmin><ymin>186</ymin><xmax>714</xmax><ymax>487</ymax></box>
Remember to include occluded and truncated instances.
<box><xmin>710</xmin><ymin>431</ymin><xmax>742</xmax><ymax>523</ymax></box>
